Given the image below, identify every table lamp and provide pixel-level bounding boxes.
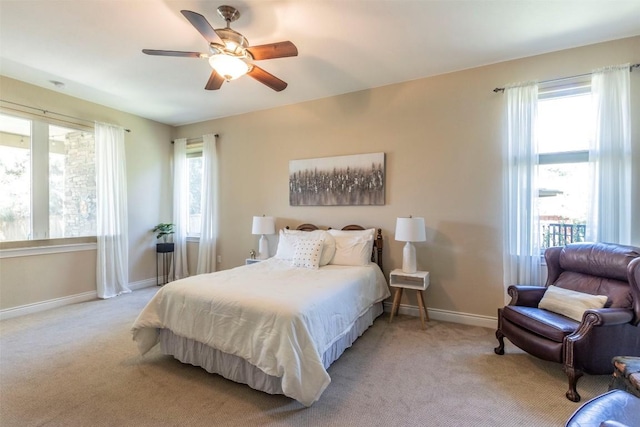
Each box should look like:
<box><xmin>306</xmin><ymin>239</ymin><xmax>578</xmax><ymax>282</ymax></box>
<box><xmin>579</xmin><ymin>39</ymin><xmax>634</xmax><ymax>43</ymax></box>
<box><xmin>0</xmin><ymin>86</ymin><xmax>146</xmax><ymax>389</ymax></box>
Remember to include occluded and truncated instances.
<box><xmin>395</xmin><ymin>216</ymin><xmax>426</xmax><ymax>273</ymax></box>
<box><xmin>252</xmin><ymin>215</ymin><xmax>275</xmax><ymax>259</ymax></box>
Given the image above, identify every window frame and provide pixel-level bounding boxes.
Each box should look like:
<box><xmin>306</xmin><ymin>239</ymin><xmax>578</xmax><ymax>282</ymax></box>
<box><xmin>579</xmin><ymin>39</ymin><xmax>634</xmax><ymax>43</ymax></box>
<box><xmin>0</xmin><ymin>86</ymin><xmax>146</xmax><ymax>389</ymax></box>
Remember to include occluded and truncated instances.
<box><xmin>186</xmin><ymin>143</ymin><xmax>203</xmax><ymax>239</ymax></box>
<box><xmin>0</xmin><ymin>111</ymin><xmax>95</xmax><ymax>242</ymax></box>
<box><xmin>535</xmin><ymin>78</ymin><xmax>592</xmax><ymax>251</ymax></box>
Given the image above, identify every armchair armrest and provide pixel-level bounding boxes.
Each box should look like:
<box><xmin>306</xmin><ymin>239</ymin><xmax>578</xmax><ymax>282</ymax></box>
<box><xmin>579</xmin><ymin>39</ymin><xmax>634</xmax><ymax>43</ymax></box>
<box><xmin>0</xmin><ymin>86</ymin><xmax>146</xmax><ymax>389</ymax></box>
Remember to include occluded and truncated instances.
<box><xmin>507</xmin><ymin>285</ymin><xmax>547</xmax><ymax>307</ymax></box>
<box><xmin>566</xmin><ymin>308</ymin><xmax>634</xmax><ymax>344</ymax></box>
<box><xmin>580</xmin><ymin>308</ymin><xmax>634</xmax><ymax>327</ymax></box>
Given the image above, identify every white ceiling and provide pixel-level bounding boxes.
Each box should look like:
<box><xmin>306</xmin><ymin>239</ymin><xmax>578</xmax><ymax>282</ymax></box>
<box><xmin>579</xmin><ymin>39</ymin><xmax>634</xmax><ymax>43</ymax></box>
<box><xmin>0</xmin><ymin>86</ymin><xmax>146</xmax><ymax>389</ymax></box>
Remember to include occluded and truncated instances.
<box><xmin>1</xmin><ymin>1</ymin><xmax>639</xmax><ymax>126</ymax></box>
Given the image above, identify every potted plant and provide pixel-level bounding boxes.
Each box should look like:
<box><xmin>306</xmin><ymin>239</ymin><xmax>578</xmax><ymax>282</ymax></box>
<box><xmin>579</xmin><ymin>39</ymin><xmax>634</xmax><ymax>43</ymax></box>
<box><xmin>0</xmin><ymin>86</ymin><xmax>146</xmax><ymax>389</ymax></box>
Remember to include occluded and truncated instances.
<box><xmin>152</xmin><ymin>223</ymin><xmax>175</xmax><ymax>253</ymax></box>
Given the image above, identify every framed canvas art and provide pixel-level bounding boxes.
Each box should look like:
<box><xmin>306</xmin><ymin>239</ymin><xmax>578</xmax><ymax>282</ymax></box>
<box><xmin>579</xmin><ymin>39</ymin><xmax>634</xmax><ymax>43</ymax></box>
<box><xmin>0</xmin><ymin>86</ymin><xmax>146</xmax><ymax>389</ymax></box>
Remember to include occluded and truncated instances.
<box><xmin>289</xmin><ymin>152</ymin><xmax>385</xmax><ymax>206</ymax></box>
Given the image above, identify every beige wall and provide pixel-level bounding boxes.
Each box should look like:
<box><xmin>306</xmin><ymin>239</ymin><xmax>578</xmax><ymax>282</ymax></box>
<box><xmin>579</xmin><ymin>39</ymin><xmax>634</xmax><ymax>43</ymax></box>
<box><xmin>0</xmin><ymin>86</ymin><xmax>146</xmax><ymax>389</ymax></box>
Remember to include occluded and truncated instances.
<box><xmin>0</xmin><ymin>247</ymin><xmax>97</xmax><ymax>308</ymax></box>
<box><xmin>175</xmin><ymin>36</ymin><xmax>640</xmax><ymax>318</ymax></box>
<box><xmin>0</xmin><ymin>76</ymin><xmax>173</xmax><ymax>311</ymax></box>
<box><xmin>1</xmin><ymin>36</ymin><xmax>638</xmax><ymax>319</ymax></box>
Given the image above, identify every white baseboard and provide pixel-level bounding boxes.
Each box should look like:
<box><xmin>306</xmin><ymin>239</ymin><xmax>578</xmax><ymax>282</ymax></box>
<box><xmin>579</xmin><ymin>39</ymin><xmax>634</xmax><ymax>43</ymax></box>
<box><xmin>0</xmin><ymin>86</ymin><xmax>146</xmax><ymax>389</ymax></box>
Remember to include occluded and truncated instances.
<box><xmin>383</xmin><ymin>301</ymin><xmax>497</xmax><ymax>330</ymax></box>
<box><xmin>129</xmin><ymin>278</ymin><xmax>157</xmax><ymax>290</ymax></box>
<box><xmin>0</xmin><ymin>277</ymin><xmax>158</xmax><ymax>320</ymax></box>
<box><xmin>1</xmin><ymin>281</ymin><xmax>496</xmax><ymax>330</ymax></box>
<box><xmin>0</xmin><ymin>291</ymin><xmax>97</xmax><ymax>320</ymax></box>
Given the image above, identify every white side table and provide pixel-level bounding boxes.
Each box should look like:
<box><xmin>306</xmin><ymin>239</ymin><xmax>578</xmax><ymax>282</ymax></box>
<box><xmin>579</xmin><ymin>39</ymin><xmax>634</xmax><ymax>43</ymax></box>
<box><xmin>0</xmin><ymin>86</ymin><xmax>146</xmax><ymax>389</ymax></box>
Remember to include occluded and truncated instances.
<box><xmin>389</xmin><ymin>269</ymin><xmax>430</xmax><ymax>329</ymax></box>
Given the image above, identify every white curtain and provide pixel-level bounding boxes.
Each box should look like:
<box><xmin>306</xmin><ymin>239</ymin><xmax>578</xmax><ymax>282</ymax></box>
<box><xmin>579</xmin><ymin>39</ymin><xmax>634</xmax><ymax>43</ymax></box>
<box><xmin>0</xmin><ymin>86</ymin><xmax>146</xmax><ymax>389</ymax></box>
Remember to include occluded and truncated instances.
<box><xmin>587</xmin><ymin>64</ymin><xmax>631</xmax><ymax>245</ymax></box>
<box><xmin>95</xmin><ymin>122</ymin><xmax>130</xmax><ymax>298</ymax></box>
<box><xmin>171</xmin><ymin>138</ymin><xmax>189</xmax><ymax>279</ymax></box>
<box><xmin>196</xmin><ymin>133</ymin><xmax>219</xmax><ymax>274</ymax></box>
<box><xmin>503</xmin><ymin>82</ymin><xmax>542</xmax><ymax>289</ymax></box>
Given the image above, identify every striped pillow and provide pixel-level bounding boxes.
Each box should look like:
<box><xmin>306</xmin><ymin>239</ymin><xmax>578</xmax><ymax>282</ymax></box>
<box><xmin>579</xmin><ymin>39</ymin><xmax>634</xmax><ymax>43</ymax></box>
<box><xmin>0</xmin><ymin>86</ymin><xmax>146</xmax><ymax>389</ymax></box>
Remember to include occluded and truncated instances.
<box><xmin>538</xmin><ymin>285</ymin><xmax>608</xmax><ymax>322</ymax></box>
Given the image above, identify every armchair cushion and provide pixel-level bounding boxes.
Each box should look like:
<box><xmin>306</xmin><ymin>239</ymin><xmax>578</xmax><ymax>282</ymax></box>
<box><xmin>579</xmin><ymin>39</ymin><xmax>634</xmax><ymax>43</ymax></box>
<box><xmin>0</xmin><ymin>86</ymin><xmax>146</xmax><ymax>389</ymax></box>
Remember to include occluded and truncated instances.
<box><xmin>559</xmin><ymin>243</ymin><xmax>634</xmax><ymax>282</ymax></box>
<box><xmin>539</xmin><ymin>285</ymin><xmax>608</xmax><ymax>321</ymax></box>
<box><xmin>554</xmin><ymin>272</ymin><xmax>632</xmax><ymax>308</ymax></box>
<box><xmin>502</xmin><ymin>305</ymin><xmax>578</xmax><ymax>342</ymax></box>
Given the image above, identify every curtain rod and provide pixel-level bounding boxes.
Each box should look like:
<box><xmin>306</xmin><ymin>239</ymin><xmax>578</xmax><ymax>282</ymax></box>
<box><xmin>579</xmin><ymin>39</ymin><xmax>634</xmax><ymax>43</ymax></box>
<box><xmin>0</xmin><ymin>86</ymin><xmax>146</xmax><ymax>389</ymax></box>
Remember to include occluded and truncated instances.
<box><xmin>171</xmin><ymin>134</ymin><xmax>219</xmax><ymax>144</ymax></box>
<box><xmin>493</xmin><ymin>63</ymin><xmax>640</xmax><ymax>93</ymax></box>
<box><xmin>0</xmin><ymin>99</ymin><xmax>131</xmax><ymax>132</ymax></box>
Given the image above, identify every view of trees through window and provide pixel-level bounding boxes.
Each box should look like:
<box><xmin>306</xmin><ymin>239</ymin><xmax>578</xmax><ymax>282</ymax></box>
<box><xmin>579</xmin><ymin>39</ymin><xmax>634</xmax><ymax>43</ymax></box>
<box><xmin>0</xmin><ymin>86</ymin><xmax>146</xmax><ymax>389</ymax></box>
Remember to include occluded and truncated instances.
<box><xmin>0</xmin><ymin>114</ymin><xmax>30</xmax><ymax>240</ymax></box>
<box><xmin>187</xmin><ymin>155</ymin><xmax>202</xmax><ymax>235</ymax></box>
<box><xmin>536</xmin><ymin>90</ymin><xmax>593</xmax><ymax>249</ymax></box>
<box><xmin>0</xmin><ymin>113</ymin><xmax>96</xmax><ymax>241</ymax></box>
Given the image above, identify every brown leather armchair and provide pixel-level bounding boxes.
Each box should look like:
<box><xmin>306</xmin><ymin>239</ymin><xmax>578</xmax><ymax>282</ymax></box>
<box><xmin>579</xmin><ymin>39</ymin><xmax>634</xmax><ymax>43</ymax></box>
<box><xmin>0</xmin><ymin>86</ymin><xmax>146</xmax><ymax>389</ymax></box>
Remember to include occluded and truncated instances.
<box><xmin>494</xmin><ymin>242</ymin><xmax>640</xmax><ymax>402</ymax></box>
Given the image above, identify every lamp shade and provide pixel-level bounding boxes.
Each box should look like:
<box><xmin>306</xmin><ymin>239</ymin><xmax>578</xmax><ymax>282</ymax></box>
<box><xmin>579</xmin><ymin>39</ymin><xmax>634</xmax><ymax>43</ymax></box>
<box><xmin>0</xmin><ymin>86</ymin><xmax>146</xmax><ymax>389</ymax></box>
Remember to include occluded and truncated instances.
<box><xmin>395</xmin><ymin>217</ymin><xmax>426</xmax><ymax>242</ymax></box>
<box><xmin>252</xmin><ymin>216</ymin><xmax>275</xmax><ymax>235</ymax></box>
<box><xmin>208</xmin><ymin>55</ymin><xmax>249</xmax><ymax>81</ymax></box>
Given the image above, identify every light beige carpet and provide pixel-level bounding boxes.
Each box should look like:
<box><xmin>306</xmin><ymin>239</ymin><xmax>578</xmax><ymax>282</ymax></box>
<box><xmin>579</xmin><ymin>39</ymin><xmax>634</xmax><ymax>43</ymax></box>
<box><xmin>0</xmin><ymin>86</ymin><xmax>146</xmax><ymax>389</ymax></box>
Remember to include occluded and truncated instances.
<box><xmin>0</xmin><ymin>287</ymin><xmax>610</xmax><ymax>426</ymax></box>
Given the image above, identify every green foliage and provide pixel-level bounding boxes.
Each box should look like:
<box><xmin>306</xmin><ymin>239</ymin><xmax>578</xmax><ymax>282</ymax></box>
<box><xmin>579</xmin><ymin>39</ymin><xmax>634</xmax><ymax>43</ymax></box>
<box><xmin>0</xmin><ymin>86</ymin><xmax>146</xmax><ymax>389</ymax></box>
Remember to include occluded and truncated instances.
<box><xmin>541</xmin><ymin>221</ymin><xmax>586</xmax><ymax>249</ymax></box>
<box><xmin>188</xmin><ymin>157</ymin><xmax>202</xmax><ymax>215</ymax></box>
<box><xmin>152</xmin><ymin>223</ymin><xmax>175</xmax><ymax>242</ymax></box>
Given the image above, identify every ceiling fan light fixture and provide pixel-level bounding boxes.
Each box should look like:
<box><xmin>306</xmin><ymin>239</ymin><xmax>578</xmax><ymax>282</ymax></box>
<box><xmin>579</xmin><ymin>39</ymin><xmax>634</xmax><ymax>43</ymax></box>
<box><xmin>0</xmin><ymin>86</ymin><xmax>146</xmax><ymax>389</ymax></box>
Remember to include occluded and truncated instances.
<box><xmin>208</xmin><ymin>54</ymin><xmax>249</xmax><ymax>81</ymax></box>
<box><xmin>215</xmin><ymin>28</ymin><xmax>249</xmax><ymax>54</ymax></box>
<box><xmin>144</xmin><ymin>6</ymin><xmax>297</xmax><ymax>91</ymax></box>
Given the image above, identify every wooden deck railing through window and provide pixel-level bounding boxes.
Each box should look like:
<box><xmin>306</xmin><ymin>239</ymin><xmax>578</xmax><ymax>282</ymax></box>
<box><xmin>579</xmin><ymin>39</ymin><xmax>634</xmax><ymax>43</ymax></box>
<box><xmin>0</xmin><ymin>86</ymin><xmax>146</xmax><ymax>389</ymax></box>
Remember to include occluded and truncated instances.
<box><xmin>542</xmin><ymin>223</ymin><xmax>586</xmax><ymax>249</ymax></box>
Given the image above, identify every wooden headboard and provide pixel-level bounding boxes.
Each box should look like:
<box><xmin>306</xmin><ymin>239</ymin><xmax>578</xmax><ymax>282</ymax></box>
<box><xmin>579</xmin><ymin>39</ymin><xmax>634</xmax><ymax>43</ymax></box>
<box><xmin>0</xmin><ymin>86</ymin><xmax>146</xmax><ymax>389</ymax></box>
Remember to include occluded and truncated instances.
<box><xmin>287</xmin><ymin>224</ymin><xmax>384</xmax><ymax>270</ymax></box>
<box><xmin>295</xmin><ymin>223</ymin><xmax>319</xmax><ymax>232</ymax></box>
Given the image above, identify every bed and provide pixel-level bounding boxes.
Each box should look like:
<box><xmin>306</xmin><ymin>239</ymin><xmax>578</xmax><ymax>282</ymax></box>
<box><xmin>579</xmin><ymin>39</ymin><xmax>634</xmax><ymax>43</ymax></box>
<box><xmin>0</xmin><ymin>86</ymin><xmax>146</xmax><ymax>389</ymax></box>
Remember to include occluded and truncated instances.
<box><xmin>131</xmin><ymin>224</ymin><xmax>390</xmax><ymax>406</ymax></box>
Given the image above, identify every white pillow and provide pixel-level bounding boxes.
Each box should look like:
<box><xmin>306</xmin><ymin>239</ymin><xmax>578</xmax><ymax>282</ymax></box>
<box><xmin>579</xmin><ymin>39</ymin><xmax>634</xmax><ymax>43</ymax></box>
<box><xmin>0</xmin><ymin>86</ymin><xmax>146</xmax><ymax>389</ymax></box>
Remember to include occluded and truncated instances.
<box><xmin>330</xmin><ymin>235</ymin><xmax>373</xmax><ymax>266</ymax></box>
<box><xmin>274</xmin><ymin>230</ymin><xmax>297</xmax><ymax>260</ymax></box>
<box><xmin>276</xmin><ymin>229</ymin><xmax>336</xmax><ymax>266</ymax></box>
<box><xmin>291</xmin><ymin>239</ymin><xmax>323</xmax><ymax>269</ymax></box>
<box><xmin>538</xmin><ymin>285</ymin><xmax>608</xmax><ymax>322</ymax></box>
<box><xmin>328</xmin><ymin>228</ymin><xmax>376</xmax><ymax>240</ymax></box>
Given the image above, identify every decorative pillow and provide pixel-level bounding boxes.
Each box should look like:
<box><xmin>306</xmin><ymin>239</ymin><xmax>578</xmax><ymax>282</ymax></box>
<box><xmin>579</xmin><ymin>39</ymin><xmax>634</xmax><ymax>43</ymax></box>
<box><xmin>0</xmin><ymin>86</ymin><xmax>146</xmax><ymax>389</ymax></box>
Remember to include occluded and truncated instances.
<box><xmin>538</xmin><ymin>285</ymin><xmax>608</xmax><ymax>322</ymax></box>
<box><xmin>279</xmin><ymin>229</ymin><xmax>336</xmax><ymax>266</ymax></box>
<box><xmin>329</xmin><ymin>235</ymin><xmax>373</xmax><ymax>266</ymax></box>
<box><xmin>291</xmin><ymin>239</ymin><xmax>324</xmax><ymax>269</ymax></box>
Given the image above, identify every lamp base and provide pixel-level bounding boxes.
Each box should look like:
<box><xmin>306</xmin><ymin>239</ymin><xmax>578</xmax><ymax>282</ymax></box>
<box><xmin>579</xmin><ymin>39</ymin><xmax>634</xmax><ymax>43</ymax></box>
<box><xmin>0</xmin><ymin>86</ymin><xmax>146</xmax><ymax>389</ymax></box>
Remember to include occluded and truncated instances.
<box><xmin>257</xmin><ymin>234</ymin><xmax>269</xmax><ymax>260</ymax></box>
<box><xmin>402</xmin><ymin>242</ymin><xmax>417</xmax><ymax>273</ymax></box>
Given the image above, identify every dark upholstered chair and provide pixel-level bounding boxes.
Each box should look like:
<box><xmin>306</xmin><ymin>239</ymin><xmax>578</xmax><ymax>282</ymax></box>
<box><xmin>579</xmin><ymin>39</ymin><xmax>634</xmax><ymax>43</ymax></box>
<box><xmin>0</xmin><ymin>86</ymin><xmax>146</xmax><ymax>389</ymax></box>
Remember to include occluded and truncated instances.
<box><xmin>564</xmin><ymin>390</ymin><xmax>640</xmax><ymax>427</ymax></box>
<box><xmin>566</xmin><ymin>356</ymin><xmax>640</xmax><ymax>427</ymax></box>
<box><xmin>494</xmin><ymin>242</ymin><xmax>640</xmax><ymax>402</ymax></box>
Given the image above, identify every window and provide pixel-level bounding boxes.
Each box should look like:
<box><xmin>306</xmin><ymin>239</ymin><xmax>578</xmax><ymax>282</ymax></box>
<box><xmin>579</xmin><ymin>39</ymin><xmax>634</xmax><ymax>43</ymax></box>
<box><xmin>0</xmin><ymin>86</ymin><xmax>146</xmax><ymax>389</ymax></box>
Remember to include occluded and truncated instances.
<box><xmin>505</xmin><ymin>66</ymin><xmax>631</xmax><ymax>289</ymax></box>
<box><xmin>0</xmin><ymin>113</ymin><xmax>95</xmax><ymax>241</ymax></box>
<box><xmin>187</xmin><ymin>148</ymin><xmax>203</xmax><ymax>236</ymax></box>
<box><xmin>536</xmin><ymin>81</ymin><xmax>593</xmax><ymax>250</ymax></box>
<box><xmin>0</xmin><ymin>115</ymin><xmax>31</xmax><ymax>241</ymax></box>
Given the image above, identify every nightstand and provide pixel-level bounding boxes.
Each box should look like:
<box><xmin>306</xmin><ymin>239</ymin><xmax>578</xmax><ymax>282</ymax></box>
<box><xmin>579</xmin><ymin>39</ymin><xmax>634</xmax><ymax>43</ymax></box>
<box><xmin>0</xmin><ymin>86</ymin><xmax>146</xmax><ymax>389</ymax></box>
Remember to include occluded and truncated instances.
<box><xmin>389</xmin><ymin>269</ymin><xmax>430</xmax><ymax>329</ymax></box>
<box><xmin>245</xmin><ymin>258</ymin><xmax>263</xmax><ymax>265</ymax></box>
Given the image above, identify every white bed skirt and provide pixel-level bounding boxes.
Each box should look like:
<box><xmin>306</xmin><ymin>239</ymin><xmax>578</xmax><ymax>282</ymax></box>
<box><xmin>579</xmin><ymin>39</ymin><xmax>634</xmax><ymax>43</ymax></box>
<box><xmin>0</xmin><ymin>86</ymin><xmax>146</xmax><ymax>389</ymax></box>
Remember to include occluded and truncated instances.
<box><xmin>159</xmin><ymin>302</ymin><xmax>383</xmax><ymax>399</ymax></box>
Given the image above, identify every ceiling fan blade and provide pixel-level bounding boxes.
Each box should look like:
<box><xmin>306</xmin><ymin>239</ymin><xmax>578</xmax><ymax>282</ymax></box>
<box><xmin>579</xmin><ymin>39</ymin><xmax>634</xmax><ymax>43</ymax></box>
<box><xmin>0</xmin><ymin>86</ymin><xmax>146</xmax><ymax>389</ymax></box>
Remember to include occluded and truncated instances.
<box><xmin>142</xmin><ymin>49</ymin><xmax>203</xmax><ymax>58</ymax></box>
<box><xmin>205</xmin><ymin>70</ymin><xmax>225</xmax><ymax>90</ymax></box>
<box><xmin>246</xmin><ymin>41</ymin><xmax>298</xmax><ymax>60</ymax></box>
<box><xmin>181</xmin><ymin>10</ymin><xmax>223</xmax><ymax>45</ymax></box>
<box><xmin>247</xmin><ymin>65</ymin><xmax>288</xmax><ymax>92</ymax></box>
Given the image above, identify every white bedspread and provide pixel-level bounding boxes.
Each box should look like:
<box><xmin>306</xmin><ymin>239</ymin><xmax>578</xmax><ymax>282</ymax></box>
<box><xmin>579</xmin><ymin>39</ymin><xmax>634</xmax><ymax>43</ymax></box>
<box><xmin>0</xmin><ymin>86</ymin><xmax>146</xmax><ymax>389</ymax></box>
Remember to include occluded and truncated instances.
<box><xmin>131</xmin><ymin>258</ymin><xmax>390</xmax><ymax>406</ymax></box>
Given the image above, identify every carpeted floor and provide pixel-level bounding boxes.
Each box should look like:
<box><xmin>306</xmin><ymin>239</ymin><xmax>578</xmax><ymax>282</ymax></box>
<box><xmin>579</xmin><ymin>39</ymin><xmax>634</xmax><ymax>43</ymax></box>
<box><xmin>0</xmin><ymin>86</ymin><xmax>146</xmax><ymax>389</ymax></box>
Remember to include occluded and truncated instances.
<box><xmin>0</xmin><ymin>287</ymin><xmax>610</xmax><ymax>426</ymax></box>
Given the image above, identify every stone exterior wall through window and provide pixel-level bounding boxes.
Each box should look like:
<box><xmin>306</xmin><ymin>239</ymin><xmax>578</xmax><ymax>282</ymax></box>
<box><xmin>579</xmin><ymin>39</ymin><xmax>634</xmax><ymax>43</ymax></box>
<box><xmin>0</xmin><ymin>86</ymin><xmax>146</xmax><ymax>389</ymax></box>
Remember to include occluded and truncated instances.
<box><xmin>62</xmin><ymin>131</ymin><xmax>95</xmax><ymax>237</ymax></box>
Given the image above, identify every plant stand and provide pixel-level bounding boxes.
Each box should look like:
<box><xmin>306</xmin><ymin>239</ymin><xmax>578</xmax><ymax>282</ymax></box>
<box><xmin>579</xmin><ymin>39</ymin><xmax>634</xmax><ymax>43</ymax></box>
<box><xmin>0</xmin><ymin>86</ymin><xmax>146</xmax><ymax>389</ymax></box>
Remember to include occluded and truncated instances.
<box><xmin>156</xmin><ymin>242</ymin><xmax>175</xmax><ymax>286</ymax></box>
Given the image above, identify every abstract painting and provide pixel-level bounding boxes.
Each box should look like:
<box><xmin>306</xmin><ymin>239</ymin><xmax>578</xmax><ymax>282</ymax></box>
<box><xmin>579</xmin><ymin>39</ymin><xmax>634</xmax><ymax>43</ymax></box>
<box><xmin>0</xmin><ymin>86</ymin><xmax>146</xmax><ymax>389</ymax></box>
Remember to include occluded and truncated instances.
<box><xmin>289</xmin><ymin>152</ymin><xmax>385</xmax><ymax>206</ymax></box>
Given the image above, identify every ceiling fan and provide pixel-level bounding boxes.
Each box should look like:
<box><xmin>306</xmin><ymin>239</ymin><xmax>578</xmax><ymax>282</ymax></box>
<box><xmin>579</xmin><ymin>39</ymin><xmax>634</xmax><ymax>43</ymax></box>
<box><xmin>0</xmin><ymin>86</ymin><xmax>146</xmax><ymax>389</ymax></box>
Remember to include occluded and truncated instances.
<box><xmin>143</xmin><ymin>5</ymin><xmax>298</xmax><ymax>92</ymax></box>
